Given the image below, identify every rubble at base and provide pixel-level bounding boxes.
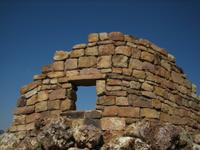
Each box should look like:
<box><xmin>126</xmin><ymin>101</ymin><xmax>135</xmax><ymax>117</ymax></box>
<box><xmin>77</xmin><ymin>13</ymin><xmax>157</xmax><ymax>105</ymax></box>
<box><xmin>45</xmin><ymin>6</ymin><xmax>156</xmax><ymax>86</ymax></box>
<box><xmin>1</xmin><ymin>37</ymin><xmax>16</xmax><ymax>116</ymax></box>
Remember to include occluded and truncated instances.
<box><xmin>0</xmin><ymin>118</ymin><xmax>200</xmax><ymax>150</ymax></box>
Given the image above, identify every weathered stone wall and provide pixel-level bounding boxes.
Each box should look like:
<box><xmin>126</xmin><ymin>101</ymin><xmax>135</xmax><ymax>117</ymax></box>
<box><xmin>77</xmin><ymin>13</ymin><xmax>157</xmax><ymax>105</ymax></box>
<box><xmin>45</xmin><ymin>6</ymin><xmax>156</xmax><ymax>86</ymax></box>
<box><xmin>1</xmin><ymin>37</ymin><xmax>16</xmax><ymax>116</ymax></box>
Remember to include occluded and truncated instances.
<box><xmin>10</xmin><ymin>32</ymin><xmax>200</xmax><ymax>133</ymax></box>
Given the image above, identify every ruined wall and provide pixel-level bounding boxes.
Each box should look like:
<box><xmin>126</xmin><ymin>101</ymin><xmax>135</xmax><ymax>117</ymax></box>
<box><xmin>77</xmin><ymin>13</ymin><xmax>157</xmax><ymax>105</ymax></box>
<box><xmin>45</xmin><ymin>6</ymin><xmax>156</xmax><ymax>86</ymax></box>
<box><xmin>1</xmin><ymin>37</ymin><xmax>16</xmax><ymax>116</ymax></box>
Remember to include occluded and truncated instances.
<box><xmin>10</xmin><ymin>32</ymin><xmax>200</xmax><ymax>133</ymax></box>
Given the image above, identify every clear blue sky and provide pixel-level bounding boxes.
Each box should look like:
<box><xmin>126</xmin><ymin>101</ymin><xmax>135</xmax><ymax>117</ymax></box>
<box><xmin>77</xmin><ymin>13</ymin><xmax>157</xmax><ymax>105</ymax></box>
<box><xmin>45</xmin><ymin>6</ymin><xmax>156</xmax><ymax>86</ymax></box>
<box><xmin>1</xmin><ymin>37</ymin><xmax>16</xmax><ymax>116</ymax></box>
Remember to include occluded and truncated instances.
<box><xmin>0</xmin><ymin>0</ymin><xmax>200</xmax><ymax>130</ymax></box>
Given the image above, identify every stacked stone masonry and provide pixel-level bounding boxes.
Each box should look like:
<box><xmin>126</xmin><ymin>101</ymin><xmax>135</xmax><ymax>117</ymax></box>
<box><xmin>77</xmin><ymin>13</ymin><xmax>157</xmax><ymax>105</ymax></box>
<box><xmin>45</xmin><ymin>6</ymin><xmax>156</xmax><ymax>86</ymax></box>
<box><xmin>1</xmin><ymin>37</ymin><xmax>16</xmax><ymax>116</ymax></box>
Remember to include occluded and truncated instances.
<box><xmin>11</xmin><ymin>32</ymin><xmax>200</xmax><ymax>134</ymax></box>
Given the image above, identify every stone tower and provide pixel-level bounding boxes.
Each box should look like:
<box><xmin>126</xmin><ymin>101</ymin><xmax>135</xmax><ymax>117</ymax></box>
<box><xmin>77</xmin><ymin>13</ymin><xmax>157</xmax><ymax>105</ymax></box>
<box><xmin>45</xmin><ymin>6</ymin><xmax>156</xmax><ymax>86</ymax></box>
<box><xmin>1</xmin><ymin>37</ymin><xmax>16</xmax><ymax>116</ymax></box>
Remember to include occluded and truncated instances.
<box><xmin>11</xmin><ymin>32</ymin><xmax>200</xmax><ymax>134</ymax></box>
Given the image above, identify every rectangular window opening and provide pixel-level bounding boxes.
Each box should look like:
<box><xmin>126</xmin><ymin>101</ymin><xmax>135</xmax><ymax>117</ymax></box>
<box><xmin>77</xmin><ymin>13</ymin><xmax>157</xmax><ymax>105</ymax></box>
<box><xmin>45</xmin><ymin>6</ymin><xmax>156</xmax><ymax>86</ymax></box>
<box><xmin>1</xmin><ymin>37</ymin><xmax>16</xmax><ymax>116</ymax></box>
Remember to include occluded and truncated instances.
<box><xmin>76</xmin><ymin>86</ymin><xmax>97</xmax><ymax>111</ymax></box>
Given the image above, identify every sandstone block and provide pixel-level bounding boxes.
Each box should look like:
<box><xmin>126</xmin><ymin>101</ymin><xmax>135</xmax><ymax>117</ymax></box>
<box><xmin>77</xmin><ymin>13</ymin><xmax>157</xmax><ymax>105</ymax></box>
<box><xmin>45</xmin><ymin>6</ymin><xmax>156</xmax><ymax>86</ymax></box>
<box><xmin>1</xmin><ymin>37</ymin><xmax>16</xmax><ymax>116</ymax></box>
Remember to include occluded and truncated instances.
<box><xmin>53</xmin><ymin>61</ymin><xmax>64</xmax><ymax>71</ymax></box>
<box><xmin>26</xmin><ymin>113</ymin><xmax>40</xmax><ymax>123</ymax></box>
<box><xmin>20</xmin><ymin>81</ymin><xmax>41</xmax><ymax>94</ymax></box>
<box><xmin>118</xmin><ymin>107</ymin><xmax>140</xmax><ymax>117</ymax></box>
<box><xmin>96</xmin><ymin>80</ymin><xmax>105</xmax><ymax>96</ymax></box>
<box><xmin>102</xmin><ymin>106</ymin><xmax>118</xmax><ymax>117</ymax></box>
<box><xmin>48</xmin><ymin>100</ymin><xmax>60</xmax><ymax>110</ymax></box>
<box><xmin>98</xmin><ymin>44</ymin><xmax>115</xmax><ymax>55</ymax></box>
<box><xmin>116</xmin><ymin>97</ymin><xmax>129</xmax><ymax>106</ymax></box>
<box><xmin>50</xmin><ymin>78</ymin><xmax>58</xmax><ymax>84</ymax></box>
<box><xmin>161</xmin><ymin>60</ymin><xmax>171</xmax><ymax>71</ymax></box>
<box><xmin>70</xmin><ymin>49</ymin><xmax>84</xmax><ymax>57</ymax></box>
<box><xmin>141</xmin><ymin>108</ymin><xmax>160</xmax><ymax>119</ymax></box>
<box><xmin>33</xmin><ymin>74</ymin><xmax>46</xmax><ymax>80</ymax></box>
<box><xmin>108</xmin><ymin>32</ymin><xmax>124</xmax><ymax>41</ymax></box>
<box><xmin>88</xmin><ymin>33</ymin><xmax>99</xmax><ymax>42</ymax></box>
<box><xmin>132</xmin><ymin>97</ymin><xmax>152</xmax><ymax>108</ymax></box>
<box><xmin>85</xmin><ymin>110</ymin><xmax>102</xmax><ymax>119</ymax></box>
<box><xmin>85</xmin><ymin>46</ymin><xmax>98</xmax><ymax>56</ymax></box>
<box><xmin>115</xmin><ymin>46</ymin><xmax>132</xmax><ymax>56</ymax></box>
<box><xmin>73</xmin><ymin>43</ymin><xmax>86</xmax><ymax>49</ymax></box>
<box><xmin>112</xmin><ymin>55</ymin><xmax>128</xmax><ymax>67</ymax></box>
<box><xmin>106</xmin><ymin>85</ymin><xmax>122</xmax><ymax>91</ymax></box>
<box><xmin>79</xmin><ymin>56</ymin><xmax>97</xmax><ymax>68</ymax></box>
<box><xmin>15</xmin><ymin>106</ymin><xmax>35</xmax><ymax>115</ymax></box>
<box><xmin>24</xmin><ymin>87</ymin><xmax>38</xmax><ymax>98</ymax></box>
<box><xmin>53</xmin><ymin>51</ymin><xmax>69</xmax><ymax>60</ymax></box>
<box><xmin>27</xmin><ymin>95</ymin><xmax>37</xmax><ymax>106</ymax></box>
<box><xmin>47</xmin><ymin>71</ymin><xmax>64</xmax><ymax>78</ymax></box>
<box><xmin>97</xmin><ymin>96</ymin><xmax>115</xmax><ymax>106</ymax></box>
<box><xmin>99</xmin><ymin>32</ymin><xmax>109</xmax><ymax>40</ymax></box>
<box><xmin>16</xmin><ymin>96</ymin><xmax>26</xmax><ymax>107</ymax></box>
<box><xmin>129</xmin><ymin>59</ymin><xmax>143</xmax><ymax>70</ymax></box>
<box><xmin>13</xmin><ymin>115</ymin><xmax>25</xmax><ymax>125</ymax></box>
<box><xmin>65</xmin><ymin>59</ymin><xmax>78</xmax><ymax>70</ymax></box>
<box><xmin>49</xmin><ymin>88</ymin><xmax>66</xmax><ymax>100</ymax></box>
<box><xmin>152</xmin><ymin>99</ymin><xmax>162</xmax><ymax>109</ymax></box>
<box><xmin>65</xmin><ymin>70</ymin><xmax>79</xmax><ymax>77</ymax></box>
<box><xmin>61</xmin><ymin>99</ymin><xmax>73</xmax><ymax>111</ymax></box>
<box><xmin>142</xmin><ymin>62</ymin><xmax>155</xmax><ymax>73</ymax></box>
<box><xmin>141</xmin><ymin>51</ymin><xmax>154</xmax><ymax>62</ymax></box>
<box><xmin>130</xmin><ymin>81</ymin><xmax>141</xmax><ymax>89</ymax></box>
<box><xmin>132</xmin><ymin>70</ymin><xmax>146</xmax><ymax>79</ymax></box>
<box><xmin>171</xmin><ymin>71</ymin><xmax>184</xmax><ymax>84</ymax></box>
<box><xmin>101</xmin><ymin>117</ymin><xmax>125</xmax><ymax>130</ymax></box>
<box><xmin>35</xmin><ymin>101</ymin><xmax>47</xmax><ymax>112</ymax></box>
<box><xmin>26</xmin><ymin>122</ymin><xmax>35</xmax><ymax>130</ymax></box>
<box><xmin>107</xmin><ymin>79</ymin><xmax>122</xmax><ymax>85</ymax></box>
<box><xmin>97</xmin><ymin>56</ymin><xmax>111</xmax><ymax>68</ymax></box>
<box><xmin>141</xmin><ymin>82</ymin><xmax>154</xmax><ymax>91</ymax></box>
<box><xmin>141</xmin><ymin>91</ymin><xmax>156</xmax><ymax>98</ymax></box>
<box><xmin>106</xmin><ymin>90</ymin><xmax>127</xmax><ymax>96</ymax></box>
<box><xmin>37</xmin><ymin>91</ymin><xmax>48</xmax><ymax>101</ymax></box>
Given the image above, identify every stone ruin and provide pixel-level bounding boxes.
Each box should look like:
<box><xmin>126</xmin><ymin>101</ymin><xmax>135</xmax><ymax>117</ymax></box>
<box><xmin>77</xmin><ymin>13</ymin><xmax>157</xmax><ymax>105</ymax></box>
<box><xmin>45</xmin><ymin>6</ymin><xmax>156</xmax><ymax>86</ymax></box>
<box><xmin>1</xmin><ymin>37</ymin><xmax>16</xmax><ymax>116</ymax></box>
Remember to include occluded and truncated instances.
<box><xmin>10</xmin><ymin>32</ymin><xmax>200</xmax><ymax>134</ymax></box>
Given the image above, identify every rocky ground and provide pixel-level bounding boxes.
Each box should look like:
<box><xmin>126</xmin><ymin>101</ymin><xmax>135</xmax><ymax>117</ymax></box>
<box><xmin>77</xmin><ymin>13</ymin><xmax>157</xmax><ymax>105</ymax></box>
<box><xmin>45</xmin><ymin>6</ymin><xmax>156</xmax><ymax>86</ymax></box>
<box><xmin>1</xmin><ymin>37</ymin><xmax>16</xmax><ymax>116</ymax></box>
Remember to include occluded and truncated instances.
<box><xmin>0</xmin><ymin>117</ymin><xmax>200</xmax><ymax>150</ymax></box>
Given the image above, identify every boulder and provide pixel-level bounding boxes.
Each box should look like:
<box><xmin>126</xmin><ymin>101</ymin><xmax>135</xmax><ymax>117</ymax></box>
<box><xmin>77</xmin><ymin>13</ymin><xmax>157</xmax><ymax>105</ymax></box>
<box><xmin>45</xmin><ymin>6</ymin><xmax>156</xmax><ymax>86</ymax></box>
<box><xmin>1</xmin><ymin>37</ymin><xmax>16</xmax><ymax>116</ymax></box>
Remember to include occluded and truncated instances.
<box><xmin>73</xmin><ymin>124</ymin><xmax>103</xmax><ymax>149</ymax></box>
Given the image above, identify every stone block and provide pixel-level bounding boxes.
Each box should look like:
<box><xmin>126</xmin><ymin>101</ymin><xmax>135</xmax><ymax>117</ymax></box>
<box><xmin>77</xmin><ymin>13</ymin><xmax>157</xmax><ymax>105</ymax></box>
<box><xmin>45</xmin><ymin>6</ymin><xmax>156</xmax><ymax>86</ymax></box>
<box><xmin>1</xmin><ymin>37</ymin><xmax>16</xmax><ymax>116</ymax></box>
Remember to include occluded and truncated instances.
<box><xmin>142</xmin><ymin>62</ymin><xmax>155</xmax><ymax>73</ymax></box>
<box><xmin>14</xmin><ymin>106</ymin><xmax>35</xmax><ymax>115</ymax></box>
<box><xmin>26</xmin><ymin>122</ymin><xmax>35</xmax><ymax>130</ymax></box>
<box><xmin>132</xmin><ymin>97</ymin><xmax>152</xmax><ymax>108</ymax></box>
<box><xmin>53</xmin><ymin>51</ymin><xmax>69</xmax><ymax>60</ymax></box>
<box><xmin>96</xmin><ymin>80</ymin><xmax>105</xmax><ymax>96</ymax></box>
<box><xmin>116</xmin><ymin>97</ymin><xmax>129</xmax><ymax>106</ymax></box>
<box><xmin>26</xmin><ymin>113</ymin><xmax>40</xmax><ymax>123</ymax></box>
<box><xmin>101</xmin><ymin>117</ymin><xmax>125</xmax><ymax>130</ymax></box>
<box><xmin>72</xmin><ymin>43</ymin><xmax>86</xmax><ymax>49</ymax></box>
<box><xmin>129</xmin><ymin>59</ymin><xmax>143</xmax><ymax>70</ymax></box>
<box><xmin>97</xmin><ymin>96</ymin><xmax>115</xmax><ymax>106</ymax></box>
<box><xmin>24</xmin><ymin>87</ymin><xmax>38</xmax><ymax>98</ymax></box>
<box><xmin>48</xmin><ymin>100</ymin><xmax>60</xmax><ymax>110</ymax></box>
<box><xmin>118</xmin><ymin>107</ymin><xmax>140</xmax><ymax>117</ymax></box>
<box><xmin>85</xmin><ymin>46</ymin><xmax>98</xmax><ymax>55</ymax></box>
<box><xmin>130</xmin><ymin>81</ymin><xmax>141</xmax><ymax>89</ymax></box>
<box><xmin>99</xmin><ymin>32</ymin><xmax>109</xmax><ymax>40</ymax></box>
<box><xmin>47</xmin><ymin>71</ymin><xmax>65</xmax><ymax>78</ymax></box>
<box><xmin>141</xmin><ymin>91</ymin><xmax>156</xmax><ymax>98</ymax></box>
<box><xmin>106</xmin><ymin>91</ymin><xmax>127</xmax><ymax>96</ymax></box>
<box><xmin>98</xmin><ymin>44</ymin><xmax>115</xmax><ymax>55</ymax></box>
<box><xmin>106</xmin><ymin>85</ymin><xmax>122</xmax><ymax>91</ymax></box>
<box><xmin>85</xmin><ymin>110</ymin><xmax>102</xmax><ymax>119</ymax></box>
<box><xmin>70</xmin><ymin>49</ymin><xmax>84</xmax><ymax>57</ymax></box>
<box><xmin>141</xmin><ymin>108</ymin><xmax>160</xmax><ymax>119</ymax></box>
<box><xmin>27</xmin><ymin>94</ymin><xmax>37</xmax><ymax>105</ymax></box>
<box><xmin>112</xmin><ymin>55</ymin><xmax>128</xmax><ymax>67</ymax></box>
<box><xmin>13</xmin><ymin>115</ymin><xmax>25</xmax><ymax>125</ymax></box>
<box><xmin>37</xmin><ymin>91</ymin><xmax>48</xmax><ymax>101</ymax></box>
<box><xmin>141</xmin><ymin>51</ymin><xmax>154</xmax><ymax>62</ymax></box>
<box><xmin>102</xmin><ymin>106</ymin><xmax>118</xmax><ymax>117</ymax></box>
<box><xmin>33</xmin><ymin>74</ymin><xmax>46</xmax><ymax>80</ymax></box>
<box><xmin>65</xmin><ymin>59</ymin><xmax>78</xmax><ymax>70</ymax></box>
<box><xmin>107</xmin><ymin>79</ymin><xmax>122</xmax><ymax>86</ymax></box>
<box><xmin>141</xmin><ymin>82</ymin><xmax>154</xmax><ymax>91</ymax></box>
<box><xmin>115</xmin><ymin>46</ymin><xmax>132</xmax><ymax>56</ymax></box>
<box><xmin>97</xmin><ymin>56</ymin><xmax>112</xmax><ymax>68</ymax></box>
<box><xmin>152</xmin><ymin>99</ymin><xmax>162</xmax><ymax>109</ymax></box>
<box><xmin>65</xmin><ymin>70</ymin><xmax>79</xmax><ymax>77</ymax></box>
<box><xmin>53</xmin><ymin>61</ymin><xmax>64</xmax><ymax>71</ymax></box>
<box><xmin>61</xmin><ymin>99</ymin><xmax>72</xmax><ymax>111</ymax></box>
<box><xmin>61</xmin><ymin>111</ymin><xmax>85</xmax><ymax>119</ymax></box>
<box><xmin>50</xmin><ymin>78</ymin><xmax>58</xmax><ymax>84</ymax></box>
<box><xmin>132</xmin><ymin>70</ymin><xmax>146</xmax><ymax>79</ymax></box>
<box><xmin>20</xmin><ymin>81</ymin><xmax>41</xmax><ymax>94</ymax></box>
<box><xmin>161</xmin><ymin>60</ymin><xmax>171</xmax><ymax>71</ymax></box>
<box><xmin>171</xmin><ymin>71</ymin><xmax>184</xmax><ymax>84</ymax></box>
<box><xmin>35</xmin><ymin>101</ymin><xmax>47</xmax><ymax>112</ymax></box>
<box><xmin>78</xmin><ymin>56</ymin><xmax>97</xmax><ymax>68</ymax></box>
<box><xmin>108</xmin><ymin>32</ymin><xmax>124</xmax><ymax>41</ymax></box>
<box><xmin>88</xmin><ymin>33</ymin><xmax>99</xmax><ymax>42</ymax></box>
<box><xmin>16</xmin><ymin>96</ymin><xmax>26</xmax><ymax>107</ymax></box>
<box><xmin>49</xmin><ymin>88</ymin><xmax>66</xmax><ymax>100</ymax></box>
